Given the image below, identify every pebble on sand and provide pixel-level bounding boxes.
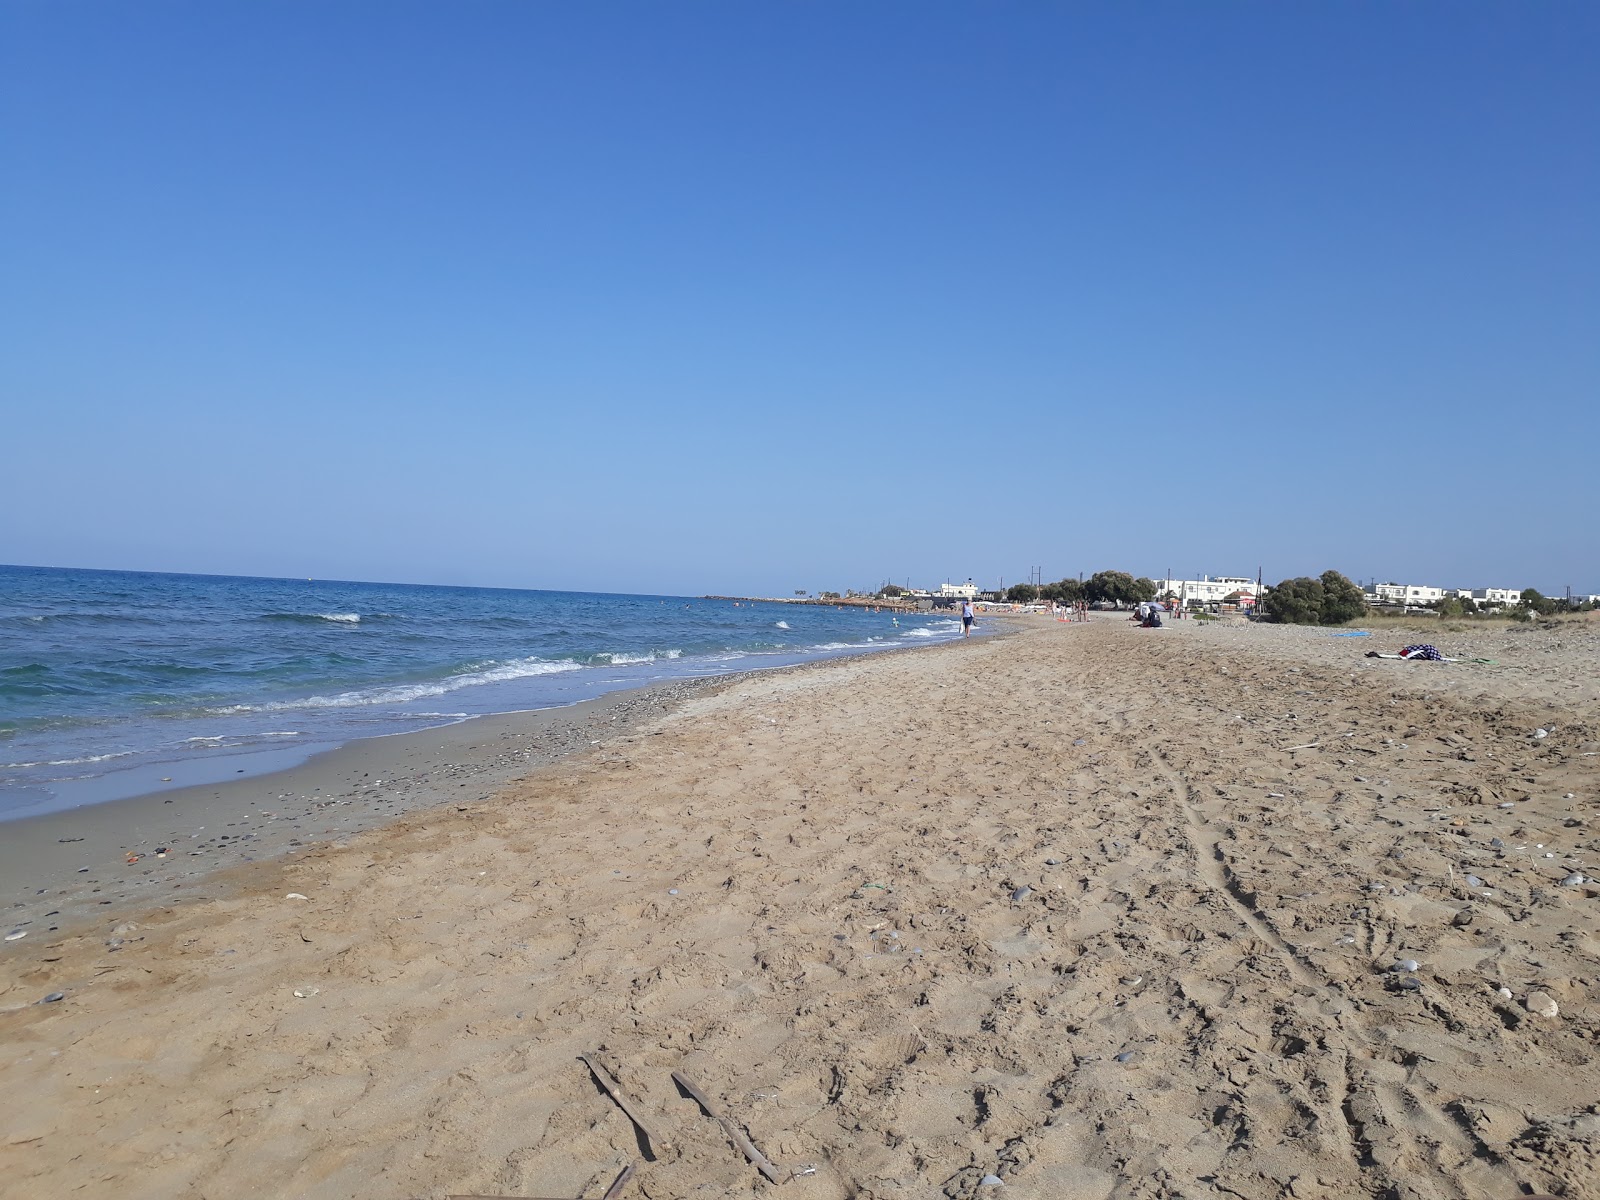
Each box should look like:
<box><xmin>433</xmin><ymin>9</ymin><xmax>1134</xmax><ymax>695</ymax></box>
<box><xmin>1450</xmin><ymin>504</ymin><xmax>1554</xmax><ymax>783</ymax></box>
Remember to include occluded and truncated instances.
<box><xmin>1524</xmin><ymin>990</ymin><xmax>1560</xmax><ymax>1018</ymax></box>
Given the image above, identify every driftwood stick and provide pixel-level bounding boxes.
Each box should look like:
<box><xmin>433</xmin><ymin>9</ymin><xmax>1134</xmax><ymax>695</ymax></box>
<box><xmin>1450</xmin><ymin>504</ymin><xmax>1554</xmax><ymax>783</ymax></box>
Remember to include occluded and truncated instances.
<box><xmin>671</xmin><ymin>1069</ymin><xmax>785</xmax><ymax>1184</ymax></box>
<box><xmin>579</xmin><ymin>1053</ymin><xmax>665</xmax><ymax>1152</ymax></box>
<box><xmin>601</xmin><ymin>1161</ymin><xmax>637</xmax><ymax>1200</ymax></box>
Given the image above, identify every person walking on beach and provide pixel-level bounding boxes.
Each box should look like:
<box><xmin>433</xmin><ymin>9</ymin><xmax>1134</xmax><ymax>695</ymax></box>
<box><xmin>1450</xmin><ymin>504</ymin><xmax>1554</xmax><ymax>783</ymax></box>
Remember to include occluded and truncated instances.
<box><xmin>961</xmin><ymin>598</ymin><xmax>976</xmax><ymax>636</ymax></box>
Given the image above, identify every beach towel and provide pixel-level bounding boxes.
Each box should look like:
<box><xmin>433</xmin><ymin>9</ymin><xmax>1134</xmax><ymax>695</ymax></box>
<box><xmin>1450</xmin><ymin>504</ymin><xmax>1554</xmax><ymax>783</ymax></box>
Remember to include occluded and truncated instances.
<box><xmin>1400</xmin><ymin>644</ymin><xmax>1444</xmax><ymax>661</ymax></box>
<box><xmin>1365</xmin><ymin>646</ymin><xmax>1495</xmax><ymax>664</ymax></box>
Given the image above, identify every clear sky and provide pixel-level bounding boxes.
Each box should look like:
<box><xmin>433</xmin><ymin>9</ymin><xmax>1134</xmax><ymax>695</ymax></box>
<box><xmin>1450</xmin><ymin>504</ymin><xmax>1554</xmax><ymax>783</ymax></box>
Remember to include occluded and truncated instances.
<box><xmin>3</xmin><ymin>3</ymin><xmax>1596</xmax><ymax>597</ymax></box>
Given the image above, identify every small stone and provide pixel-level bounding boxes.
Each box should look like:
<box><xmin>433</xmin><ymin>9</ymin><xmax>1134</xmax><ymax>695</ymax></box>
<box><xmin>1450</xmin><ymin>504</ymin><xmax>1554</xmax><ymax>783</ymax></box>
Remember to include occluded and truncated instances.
<box><xmin>39</xmin><ymin>992</ymin><xmax>65</xmax><ymax>1003</ymax></box>
<box><xmin>1393</xmin><ymin>958</ymin><xmax>1420</xmax><ymax>972</ymax></box>
<box><xmin>1534</xmin><ymin>729</ymin><xmax>1549</xmax><ymax>739</ymax></box>
<box><xmin>1524</xmin><ymin>990</ymin><xmax>1559</xmax><ymax>1018</ymax></box>
<box><xmin>1114</xmin><ymin>1051</ymin><xmax>1135</xmax><ymax>1063</ymax></box>
<box><xmin>1044</xmin><ymin>858</ymin><xmax>1061</xmax><ymax>866</ymax></box>
<box><xmin>1452</xmin><ymin>908</ymin><xmax>1474</xmax><ymax>926</ymax></box>
<box><xmin>979</xmin><ymin>1175</ymin><xmax>1005</xmax><ymax>1188</ymax></box>
<box><xmin>1010</xmin><ymin>886</ymin><xmax>1033</xmax><ymax>903</ymax></box>
<box><xmin>1560</xmin><ymin>873</ymin><xmax>1586</xmax><ymax>887</ymax></box>
<box><xmin>1464</xmin><ymin>874</ymin><xmax>1484</xmax><ymax>889</ymax></box>
<box><xmin>1496</xmin><ymin>986</ymin><xmax>1513</xmax><ymax>1000</ymax></box>
<box><xmin>4</xmin><ymin>930</ymin><xmax>26</xmax><ymax>942</ymax></box>
<box><xmin>668</xmin><ymin>888</ymin><xmax>679</xmax><ymax>895</ymax></box>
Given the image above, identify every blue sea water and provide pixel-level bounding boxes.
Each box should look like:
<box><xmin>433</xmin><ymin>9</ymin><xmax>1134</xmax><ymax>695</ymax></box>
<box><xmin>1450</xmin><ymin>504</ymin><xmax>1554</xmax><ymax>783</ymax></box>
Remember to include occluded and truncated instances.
<box><xmin>0</xmin><ymin>565</ymin><xmax>964</xmax><ymax>819</ymax></box>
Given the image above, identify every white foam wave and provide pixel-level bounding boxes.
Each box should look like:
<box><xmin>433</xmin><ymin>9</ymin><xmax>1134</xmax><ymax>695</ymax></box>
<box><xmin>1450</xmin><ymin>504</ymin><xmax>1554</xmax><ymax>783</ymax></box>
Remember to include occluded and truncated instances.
<box><xmin>810</xmin><ymin>640</ymin><xmax>876</xmax><ymax>651</ymax></box>
<box><xmin>662</xmin><ymin>648</ymin><xmax>682</xmax><ymax>659</ymax></box>
<box><xmin>320</xmin><ymin>613</ymin><xmax>361</xmax><ymax>623</ymax></box>
<box><xmin>3</xmin><ymin>750</ymin><xmax>137</xmax><ymax>769</ymax></box>
<box><xmin>775</xmin><ymin>621</ymin><xmax>791</xmax><ymax>630</ymax></box>
<box><xmin>209</xmin><ymin>658</ymin><xmax>583</xmax><ymax>713</ymax></box>
<box><xmin>901</xmin><ymin>628</ymin><xmax>937</xmax><ymax>638</ymax></box>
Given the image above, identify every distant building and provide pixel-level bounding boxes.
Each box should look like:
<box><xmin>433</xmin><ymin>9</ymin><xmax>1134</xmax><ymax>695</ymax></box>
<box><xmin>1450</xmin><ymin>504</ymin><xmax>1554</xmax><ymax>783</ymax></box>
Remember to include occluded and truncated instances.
<box><xmin>937</xmin><ymin>581</ymin><xmax>979</xmax><ymax>599</ymax></box>
<box><xmin>1151</xmin><ymin>575</ymin><xmax>1259</xmax><ymax>607</ymax></box>
<box><xmin>1468</xmin><ymin>588</ymin><xmax>1522</xmax><ymax>606</ymax></box>
<box><xmin>1369</xmin><ymin>582</ymin><xmax>1445</xmax><ymax>605</ymax></box>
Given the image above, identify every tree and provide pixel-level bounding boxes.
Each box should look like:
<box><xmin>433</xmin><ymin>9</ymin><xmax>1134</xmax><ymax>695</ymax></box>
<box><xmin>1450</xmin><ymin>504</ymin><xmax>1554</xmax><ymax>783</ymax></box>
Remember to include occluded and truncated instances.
<box><xmin>1261</xmin><ymin>570</ymin><xmax>1368</xmax><ymax>625</ymax></box>
<box><xmin>1084</xmin><ymin>570</ymin><xmax>1143</xmax><ymax>606</ymax></box>
<box><xmin>878</xmin><ymin>584</ymin><xmax>905</xmax><ymax>598</ymax></box>
<box><xmin>1133</xmin><ymin>577</ymin><xmax>1158</xmax><ymax>603</ymax></box>
<box><xmin>1318</xmin><ymin>570</ymin><xmax>1368</xmax><ymax>624</ymax></box>
<box><xmin>1520</xmin><ymin>588</ymin><xmax>1559</xmax><ymax>616</ymax></box>
<box><xmin>1261</xmin><ymin>577</ymin><xmax>1324</xmax><ymax>625</ymax></box>
<box><xmin>1041</xmin><ymin>578</ymin><xmax>1084</xmax><ymax>604</ymax></box>
<box><xmin>1004</xmin><ymin>583</ymin><xmax>1040</xmax><ymax>603</ymax></box>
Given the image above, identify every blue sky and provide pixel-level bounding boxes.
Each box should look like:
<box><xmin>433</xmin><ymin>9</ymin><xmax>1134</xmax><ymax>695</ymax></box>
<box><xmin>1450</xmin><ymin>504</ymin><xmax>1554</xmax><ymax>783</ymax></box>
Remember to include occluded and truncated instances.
<box><xmin>3</xmin><ymin>3</ymin><xmax>1596</xmax><ymax>596</ymax></box>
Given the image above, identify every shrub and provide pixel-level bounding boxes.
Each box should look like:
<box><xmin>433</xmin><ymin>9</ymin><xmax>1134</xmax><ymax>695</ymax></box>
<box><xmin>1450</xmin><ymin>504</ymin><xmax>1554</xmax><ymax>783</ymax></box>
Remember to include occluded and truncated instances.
<box><xmin>1262</xmin><ymin>577</ymin><xmax>1324</xmax><ymax>624</ymax></box>
<box><xmin>1318</xmin><ymin>571</ymin><xmax>1368</xmax><ymax>624</ymax></box>
<box><xmin>1261</xmin><ymin>570</ymin><xmax>1368</xmax><ymax>625</ymax></box>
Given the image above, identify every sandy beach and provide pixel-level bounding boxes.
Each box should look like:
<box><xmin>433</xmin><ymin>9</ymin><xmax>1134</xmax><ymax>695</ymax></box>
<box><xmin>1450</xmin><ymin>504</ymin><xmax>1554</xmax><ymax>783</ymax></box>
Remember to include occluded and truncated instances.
<box><xmin>2</xmin><ymin>615</ymin><xmax>1597</xmax><ymax>1199</ymax></box>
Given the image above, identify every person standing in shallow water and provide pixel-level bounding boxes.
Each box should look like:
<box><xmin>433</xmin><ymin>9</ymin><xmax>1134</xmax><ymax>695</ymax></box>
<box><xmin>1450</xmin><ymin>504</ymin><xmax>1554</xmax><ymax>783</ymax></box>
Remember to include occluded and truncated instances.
<box><xmin>961</xmin><ymin>598</ymin><xmax>976</xmax><ymax>636</ymax></box>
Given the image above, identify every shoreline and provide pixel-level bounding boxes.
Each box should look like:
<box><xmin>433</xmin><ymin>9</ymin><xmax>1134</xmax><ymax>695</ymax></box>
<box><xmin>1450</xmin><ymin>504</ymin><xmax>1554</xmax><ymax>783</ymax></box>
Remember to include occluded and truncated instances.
<box><xmin>0</xmin><ymin>676</ymin><xmax>716</xmax><ymax>937</ymax></box>
<box><xmin>0</xmin><ymin>629</ymin><xmax>1000</xmax><ymax>940</ymax></box>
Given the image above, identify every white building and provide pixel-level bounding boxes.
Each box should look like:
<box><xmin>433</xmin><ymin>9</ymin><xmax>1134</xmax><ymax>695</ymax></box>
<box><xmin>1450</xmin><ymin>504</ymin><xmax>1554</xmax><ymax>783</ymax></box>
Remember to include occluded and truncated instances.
<box><xmin>1150</xmin><ymin>575</ymin><xmax>1259</xmax><ymax>606</ymax></box>
<box><xmin>937</xmin><ymin>581</ymin><xmax>979</xmax><ymax>599</ymax></box>
<box><xmin>1370</xmin><ymin>582</ymin><xmax>1445</xmax><ymax>605</ymax></box>
<box><xmin>1469</xmin><ymin>588</ymin><xmax>1522</xmax><ymax>606</ymax></box>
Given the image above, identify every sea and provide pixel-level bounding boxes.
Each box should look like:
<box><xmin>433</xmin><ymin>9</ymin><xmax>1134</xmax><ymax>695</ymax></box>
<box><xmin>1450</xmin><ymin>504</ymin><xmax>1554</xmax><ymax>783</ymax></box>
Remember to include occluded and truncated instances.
<box><xmin>0</xmin><ymin>565</ymin><xmax>966</xmax><ymax>820</ymax></box>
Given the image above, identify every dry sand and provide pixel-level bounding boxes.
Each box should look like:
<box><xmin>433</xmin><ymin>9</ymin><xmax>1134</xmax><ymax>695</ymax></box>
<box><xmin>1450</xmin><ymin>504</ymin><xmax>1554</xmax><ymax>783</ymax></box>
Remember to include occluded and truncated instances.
<box><xmin>2</xmin><ymin>616</ymin><xmax>1597</xmax><ymax>1200</ymax></box>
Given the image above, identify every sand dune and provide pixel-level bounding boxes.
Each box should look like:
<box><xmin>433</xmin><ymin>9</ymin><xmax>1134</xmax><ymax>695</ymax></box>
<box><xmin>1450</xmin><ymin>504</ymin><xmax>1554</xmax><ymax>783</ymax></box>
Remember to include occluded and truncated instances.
<box><xmin>2</xmin><ymin>617</ymin><xmax>1597</xmax><ymax>1199</ymax></box>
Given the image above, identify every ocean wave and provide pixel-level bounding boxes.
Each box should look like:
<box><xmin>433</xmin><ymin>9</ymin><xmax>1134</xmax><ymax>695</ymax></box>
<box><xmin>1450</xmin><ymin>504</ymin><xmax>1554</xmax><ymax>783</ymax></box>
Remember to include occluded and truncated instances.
<box><xmin>592</xmin><ymin>648</ymin><xmax>684</xmax><ymax>665</ymax></box>
<box><xmin>775</xmin><ymin>620</ymin><xmax>791</xmax><ymax>630</ymax></box>
<box><xmin>0</xmin><ymin>611</ymin><xmax>161</xmax><ymax>627</ymax></box>
<box><xmin>809</xmin><ymin>640</ymin><xmax>875</xmax><ymax>651</ymax></box>
<box><xmin>1</xmin><ymin>750</ymin><xmax>136</xmax><ymax>769</ymax></box>
<box><xmin>259</xmin><ymin>611</ymin><xmax>397</xmax><ymax>625</ymax></box>
<box><xmin>208</xmin><ymin>657</ymin><xmax>583</xmax><ymax>713</ymax></box>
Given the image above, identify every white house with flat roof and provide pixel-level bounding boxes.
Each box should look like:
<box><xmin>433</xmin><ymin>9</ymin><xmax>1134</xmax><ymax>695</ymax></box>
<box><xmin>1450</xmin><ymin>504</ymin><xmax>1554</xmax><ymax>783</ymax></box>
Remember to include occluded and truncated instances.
<box><xmin>1469</xmin><ymin>588</ymin><xmax>1523</xmax><ymax>606</ymax></box>
<box><xmin>937</xmin><ymin>581</ymin><xmax>979</xmax><ymax>599</ymax></box>
<box><xmin>1370</xmin><ymin>582</ymin><xmax>1446</xmax><ymax>605</ymax></box>
<box><xmin>1150</xmin><ymin>575</ymin><xmax>1259</xmax><ymax>606</ymax></box>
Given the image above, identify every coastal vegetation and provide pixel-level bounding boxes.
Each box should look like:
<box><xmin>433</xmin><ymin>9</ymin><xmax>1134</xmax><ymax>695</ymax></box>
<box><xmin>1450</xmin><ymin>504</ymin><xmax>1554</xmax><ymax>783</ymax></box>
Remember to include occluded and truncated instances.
<box><xmin>998</xmin><ymin>571</ymin><xmax>1158</xmax><ymax>607</ymax></box>
<box><xmin>1260</xmin><ymin>570</ymin><xmax>1368</xmax><ymax>625</ymax></box>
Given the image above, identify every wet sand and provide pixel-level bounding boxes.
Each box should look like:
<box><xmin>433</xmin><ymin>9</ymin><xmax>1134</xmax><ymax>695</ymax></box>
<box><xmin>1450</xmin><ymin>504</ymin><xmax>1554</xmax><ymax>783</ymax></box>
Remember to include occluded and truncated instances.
<box><xmin>0</xmin><ymin>679</ymin><xmax>723</xmax><ymax>934</ymax></box>
<box><xmin>1</xmin><ymin>615</ymin><xmax>1597</xmax><ymax>1199</ymax></box>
